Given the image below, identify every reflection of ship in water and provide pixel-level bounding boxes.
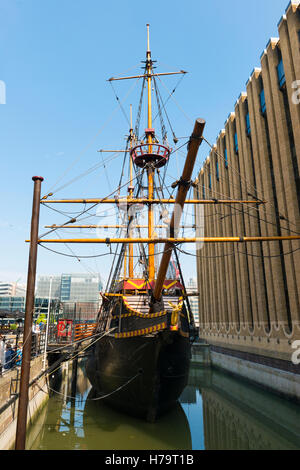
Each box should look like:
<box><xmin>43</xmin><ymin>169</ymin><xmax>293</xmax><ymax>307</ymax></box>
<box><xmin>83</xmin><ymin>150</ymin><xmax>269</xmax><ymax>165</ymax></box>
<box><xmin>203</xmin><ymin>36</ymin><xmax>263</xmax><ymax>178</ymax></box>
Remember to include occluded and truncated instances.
<box><xmin>83</xmin><ymin>388</ymin><xmax>192</xmax><ymax>450</ymax></box>
<box><xmin>28</xmin><ymin>359</ymin><xmax>299</xmax><ymax>450</ymax></box>
<box><xmin>180</xmin><ymin>385</ymin><xmax>197</xmax><ymax>404</ymax></box>
<box><xmin>28</xmin><ymin>359</ymin><xmax>191</xmax><ymax>450</ymax></box>
<box><xmin>190</xmin><ymin>367</ymin><xmax>300</xmax><ymax>450</ymax></box>
<box><xmin>28</xmin><ymin>360</ymin><xmax>92</xmax><ymax>450</ymax></box>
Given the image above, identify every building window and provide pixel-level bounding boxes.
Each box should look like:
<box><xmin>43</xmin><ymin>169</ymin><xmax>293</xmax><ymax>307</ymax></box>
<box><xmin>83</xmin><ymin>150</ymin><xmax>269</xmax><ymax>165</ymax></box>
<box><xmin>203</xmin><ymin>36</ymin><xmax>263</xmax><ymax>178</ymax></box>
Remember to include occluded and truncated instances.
<box><xmin>260</xmin><ymin>89</ymin><xmax>266</xmax><ymax>115</ymax></box>
<box><xmin>209</xmin><ymin>172</ymin><xmax>212</xmax><ymax>190</ymax></box>
<box><xmin>216</xmin><ymin>161</ymin><xmax>219</xmax><ymax>181</ymax></box>
<box><xmin>224</xmin><ymin>148</ymin><xmax>228</xmax><ymax>168</ymax></box>
<box><xmin>277</xmin><ymin>58</ymin><xmax>286</xmax><ymax>89</ymax></box>
<box><xmin>246</xmin><ymin>113</ymin><xmax>251</xmax><ymax>136</ymax></box>
<box><xmin>202</xmin><ymin>185</ymin><xmax>205</xmax><ymax>199</ymax></box>
<box><xmin>234</xmin><ymin>132</ymin><xmax>238</xmax><ymax>154</ymax></box>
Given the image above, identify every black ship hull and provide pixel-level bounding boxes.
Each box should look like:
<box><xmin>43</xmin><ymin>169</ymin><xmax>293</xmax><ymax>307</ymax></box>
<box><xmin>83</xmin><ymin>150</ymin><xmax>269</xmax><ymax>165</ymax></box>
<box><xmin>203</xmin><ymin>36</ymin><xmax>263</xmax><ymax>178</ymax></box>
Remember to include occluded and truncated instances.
<box><xmin>85</xmin><ymin>329</ymin><xmax>191</xmax><ymax>421</ymax></box>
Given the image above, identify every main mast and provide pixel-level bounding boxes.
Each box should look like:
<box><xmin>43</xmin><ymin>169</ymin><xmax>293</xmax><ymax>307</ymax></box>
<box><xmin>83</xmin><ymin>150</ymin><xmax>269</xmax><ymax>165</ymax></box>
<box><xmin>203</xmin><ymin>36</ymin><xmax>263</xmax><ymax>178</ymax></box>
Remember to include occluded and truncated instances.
<box><xmin>146</xmin><ymin>24</ymin><xmax>155</xmax><ymax>281</ymax></box>
<box><xmin>128</xmin><ymin>104</ymin><xmax>134</xmax><ymax>278</ymax></box>
<box><xmin>102</xmin><ymin>24</ymin><xmax>186</xmax><ymax>287</ymax></box>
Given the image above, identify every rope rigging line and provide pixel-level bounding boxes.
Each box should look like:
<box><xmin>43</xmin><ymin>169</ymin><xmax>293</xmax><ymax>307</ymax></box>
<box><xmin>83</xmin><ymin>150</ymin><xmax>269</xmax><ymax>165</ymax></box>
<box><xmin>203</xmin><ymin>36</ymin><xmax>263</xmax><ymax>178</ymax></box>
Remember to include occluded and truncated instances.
<box><xmin>30</xmin><ymin>327</ymin><xmax>143</xmax><ymax>402</ymax></box>
<box><xmin>202</xmin><ymin>136</ymin><xmax>264</xmax><ymax>202</ymax></box>
<box><xmin>117</xmin><ymin>138</ymin><xmax>130</xmax><ymax>195</ymax></box>
<box><xmin>42</xmin><ymin>78</ymin><xmax>141</xmax><ymax>198</ymax></box>
<box><xmin>145</xmin><ymin>83</ymin><xmax>298</xmax><ymax>238</ymax></box>
<box><xmin>221</xmin><ymin>202</ymin><xmax>300</xmax><ymax>236</ymax></box>
<box><xmin>156</xmin><ymin>75</ymin><xmax>192</xmax><ymax>124</ymax></box>
<box><xmin>176</xmin><ymin>244</ymin><xmax>300</xmax><ymax>260</ymax></box>
<box><xmin>39</xmin><ymin>244</ymin><xmax>112</xmax><ymax>259</ymax></box>
<box><xmin>39</xmin><ymin>141</ymin><xmax>190</xmax><ymax>240</ymax></box>
<box><xmin>46</xmin><ymin>371</ymin><xmax>141</xmax><ymax>402</ymax></box>
<box><xmin>164</xmin><ymin>159</ymin><xmax>300</xmax><ymax>237</ymax></box>
<box><xmin>99</xmin><ymin>152</ymin><xmax>113</xmax><ymax>193</ymax></box>
<box><xmin>152</xmin><ymin>75</ymin><xmax>168</xmax><ymax>142</ymax></box>
<box><xmin>134</xmin><ymin>74</ymin><xmax>146</xmax><ymax>140</ymax></box>
<box><xmin>39</xmin><ymin>239</ymin><xmax>180</xmax><ymax>260</ymax></box>
<box><xmin>153</xmin><ymin>75</ymin><xmax>178</xmax><ymax>144</ymax></box>
<box><xmin>152</xmin><ymin>72</ymin><xmax>186</xmax><ymax>124</ymax></box>
<box><xmin>201</xmin><ymin>136</ymin><xmax>299</xmax><ymax>232</ymax></box>
<box><xmin>173</xmin><ymin>246</ymin><xmax>194</xmax><ymax>327</ymax></box>
<box><xmin>109</xmin><ymin>80</ymin><xmax>131</xmax><ymax>127</ymax></box>
<box><xmin>46</xmin><ymin>151</ymin><xmax>121</xmax><ymax>197</ymax></box>
<box><xmin>53</xmin><ymin>230</ymin><xmax>99</xmax><ymax>276</ymax></box>
<box><xmin>39</xmin><ymin>171</ymin><xmax>144</xmax><ymax>240</ymax></box>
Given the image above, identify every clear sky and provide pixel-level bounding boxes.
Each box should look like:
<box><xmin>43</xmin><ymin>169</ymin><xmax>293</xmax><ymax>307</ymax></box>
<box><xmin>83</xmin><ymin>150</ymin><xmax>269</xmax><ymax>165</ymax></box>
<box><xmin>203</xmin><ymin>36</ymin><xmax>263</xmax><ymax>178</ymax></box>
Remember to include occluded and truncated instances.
<box><xmin>0</xmin><ymin>0</ymin><xmax>289</xmax><ymax>286</ymax></box>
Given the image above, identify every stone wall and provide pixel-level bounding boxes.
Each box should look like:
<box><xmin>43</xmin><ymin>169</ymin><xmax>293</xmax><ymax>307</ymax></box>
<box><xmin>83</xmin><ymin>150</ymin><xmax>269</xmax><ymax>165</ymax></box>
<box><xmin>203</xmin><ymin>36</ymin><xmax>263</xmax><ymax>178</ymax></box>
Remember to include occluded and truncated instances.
<box><xmin>0</xmin><ymin>356</ymin><xmax>49</xmax><ymax>450</ymax></box>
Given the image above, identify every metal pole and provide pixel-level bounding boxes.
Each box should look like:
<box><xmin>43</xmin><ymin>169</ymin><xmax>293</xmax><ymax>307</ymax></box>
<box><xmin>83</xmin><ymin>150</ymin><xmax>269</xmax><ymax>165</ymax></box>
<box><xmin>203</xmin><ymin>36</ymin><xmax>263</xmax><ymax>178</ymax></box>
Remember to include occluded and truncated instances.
<box><xmin>43</xmin><ymin>276</ymin><xmax>52</xmax><ymax>371</ymax></box>
<box><xmin>15</xmin><ymin>176</ymin><xmax>43</xmax><ymax>450</ymax></box>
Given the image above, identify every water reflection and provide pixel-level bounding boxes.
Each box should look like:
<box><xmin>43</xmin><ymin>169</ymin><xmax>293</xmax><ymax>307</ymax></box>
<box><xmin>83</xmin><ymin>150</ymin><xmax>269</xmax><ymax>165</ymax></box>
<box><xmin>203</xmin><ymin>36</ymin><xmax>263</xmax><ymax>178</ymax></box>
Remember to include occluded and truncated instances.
<box><xmin>84</xmin><ymin>393</ymin><xmax>191</xmax><ymax>450</ymax></box>
<box><xmin>190</xmin><ymin>367</ymin><xmax>300</xmax><ymax>450</ymax></box>
<box><xmin>27</xmin><ymin>361</ymin><xmax>300</xmax><ymax>450</ymax></box>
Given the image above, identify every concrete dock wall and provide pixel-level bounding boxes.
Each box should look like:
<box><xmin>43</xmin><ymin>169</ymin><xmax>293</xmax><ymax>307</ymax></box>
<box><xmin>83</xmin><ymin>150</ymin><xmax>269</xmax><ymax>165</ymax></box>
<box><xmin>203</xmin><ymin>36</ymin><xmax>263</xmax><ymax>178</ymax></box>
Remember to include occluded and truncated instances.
<box><xmin>0</xmin><ymin>356</ymin><xmax>49</xmax><ymax>450</ymax></box>
<box><xmin>191</xmin><ymin>342</ymin><xmax>300</xmax><ymax>403</ymax></box>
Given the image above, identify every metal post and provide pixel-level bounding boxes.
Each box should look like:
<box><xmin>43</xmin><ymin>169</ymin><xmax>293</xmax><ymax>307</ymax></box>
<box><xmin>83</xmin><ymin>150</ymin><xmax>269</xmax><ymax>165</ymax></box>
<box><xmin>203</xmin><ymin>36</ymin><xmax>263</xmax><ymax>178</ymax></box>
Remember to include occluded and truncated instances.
<box><xmin>15</xmin><ymin>176</ymin><xmax>43</xmax><ymax>450</ymax></box>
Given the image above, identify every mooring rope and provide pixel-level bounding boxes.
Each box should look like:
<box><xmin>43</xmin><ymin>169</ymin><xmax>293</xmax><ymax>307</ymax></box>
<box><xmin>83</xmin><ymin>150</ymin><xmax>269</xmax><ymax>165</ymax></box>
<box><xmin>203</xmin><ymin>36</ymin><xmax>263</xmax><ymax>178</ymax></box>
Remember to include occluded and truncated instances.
<box><xmin>29</xmin><ymin>326</ymin><xmax>140</xmax><ymax>403</ymax></box>
<box><xmin>45</xmin><ymin>371</ymin><xmax>141</xmax><ymax>402</ymax></box>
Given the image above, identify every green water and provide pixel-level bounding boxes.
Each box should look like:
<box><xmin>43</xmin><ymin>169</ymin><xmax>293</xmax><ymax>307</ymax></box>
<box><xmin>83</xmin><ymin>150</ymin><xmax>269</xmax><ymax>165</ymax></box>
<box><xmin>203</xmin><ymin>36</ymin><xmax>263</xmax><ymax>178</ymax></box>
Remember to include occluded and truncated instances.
<box><xmin>27</xmin><ymin>362</ymin><xmax>300</xmax><ymax>450</ymax></box>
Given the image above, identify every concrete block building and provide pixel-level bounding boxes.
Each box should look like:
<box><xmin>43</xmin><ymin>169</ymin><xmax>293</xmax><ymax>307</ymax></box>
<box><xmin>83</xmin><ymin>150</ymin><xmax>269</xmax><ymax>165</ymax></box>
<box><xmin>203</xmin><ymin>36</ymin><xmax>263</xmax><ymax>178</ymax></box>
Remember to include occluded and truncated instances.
<box><xmin>194</xmin><ymin>1</ymin><xmax>300</xmax><ymax>400</ymax></box>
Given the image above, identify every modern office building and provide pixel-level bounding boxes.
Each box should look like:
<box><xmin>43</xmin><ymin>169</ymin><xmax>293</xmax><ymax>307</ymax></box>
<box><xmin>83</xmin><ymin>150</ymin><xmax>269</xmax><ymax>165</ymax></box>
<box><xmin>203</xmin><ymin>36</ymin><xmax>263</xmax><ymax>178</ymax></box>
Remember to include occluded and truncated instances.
<box><xmin>194</xmin><ymin>1</ymin><xmax>300</xmax><ymax>401</ymax></box>
<box><xmin>36</xmin><ymin>273</ymin><xmax>103</xmax><ymax>302</ymax></box>
<box><xmin>186</xmin><ymin>278</ymin><xmax>199</xmax><ymax>327</ymax></box>
<box><xmin>0</xmin><ymin>282</ymin><xmax>26</xmax><ymax>297</ymax></box>
<box><xmin>35</xmin><ymin>276</ymin><xmax>62</xmax><ymax>299</ymax></box>
<box><xmin>0</xmin><ymin>296</ymin><xmax>60</xmax><ymax>318</ymax></box>
<box><xmin>60</xmin><ymin>301</ymin><xmax>101</xmax><ymax>321</ymax></box>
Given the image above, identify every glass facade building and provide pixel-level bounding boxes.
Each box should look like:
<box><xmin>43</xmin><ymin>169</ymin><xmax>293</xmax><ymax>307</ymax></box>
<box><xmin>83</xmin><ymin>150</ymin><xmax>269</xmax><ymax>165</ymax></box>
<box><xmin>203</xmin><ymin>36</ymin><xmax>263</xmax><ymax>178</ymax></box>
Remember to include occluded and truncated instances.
<box><xmin>36</xmin><ymin>273</ymin><xmax>103</xmax><ymax>302</ymax></box>
<box><xmin>186</xmin><ymin>278</ymin><xmax>199</xmax><ymax>327</ymax></box>
<box><xmin>0</xmin><ymin>296</ymin><xmax>60</xmax><ymax>317</ymax></box>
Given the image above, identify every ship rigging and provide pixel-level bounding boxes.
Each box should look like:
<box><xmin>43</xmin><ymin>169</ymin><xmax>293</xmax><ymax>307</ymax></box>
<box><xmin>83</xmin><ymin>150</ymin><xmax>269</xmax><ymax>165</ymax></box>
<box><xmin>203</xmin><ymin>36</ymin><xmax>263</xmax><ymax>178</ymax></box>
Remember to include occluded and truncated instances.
<box><xmin>22</xmin><ymin>25</ymin><xmax>300</xmax><ymax>424</ymax></box>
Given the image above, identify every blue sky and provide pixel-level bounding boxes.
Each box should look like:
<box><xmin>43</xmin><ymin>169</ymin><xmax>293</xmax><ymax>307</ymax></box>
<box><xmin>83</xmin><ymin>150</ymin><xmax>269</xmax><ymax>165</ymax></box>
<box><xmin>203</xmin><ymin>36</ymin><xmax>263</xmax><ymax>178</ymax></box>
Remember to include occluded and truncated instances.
<box><xmin>0</xmin><ymin>0</ymin><xmax>289</xmax><ymax>285</ymax></box>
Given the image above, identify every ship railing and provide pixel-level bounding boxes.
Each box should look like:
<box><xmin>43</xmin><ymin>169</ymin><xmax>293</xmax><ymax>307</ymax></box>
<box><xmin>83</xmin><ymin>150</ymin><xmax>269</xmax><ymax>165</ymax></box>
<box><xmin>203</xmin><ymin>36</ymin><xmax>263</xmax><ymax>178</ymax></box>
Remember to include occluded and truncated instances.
<box><xmin>74</xmin><ymin>322</ymin><xmax>97</xmax><ymax>341</ymax></box>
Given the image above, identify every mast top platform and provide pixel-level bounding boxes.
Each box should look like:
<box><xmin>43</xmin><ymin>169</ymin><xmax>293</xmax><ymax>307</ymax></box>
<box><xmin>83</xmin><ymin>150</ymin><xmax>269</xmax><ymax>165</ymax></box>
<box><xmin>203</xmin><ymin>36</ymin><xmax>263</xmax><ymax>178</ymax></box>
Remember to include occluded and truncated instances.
<box><xmin>130</xmin><ymin>141</ymin><xmax>171</xmax><ymax>168</ymax></box>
